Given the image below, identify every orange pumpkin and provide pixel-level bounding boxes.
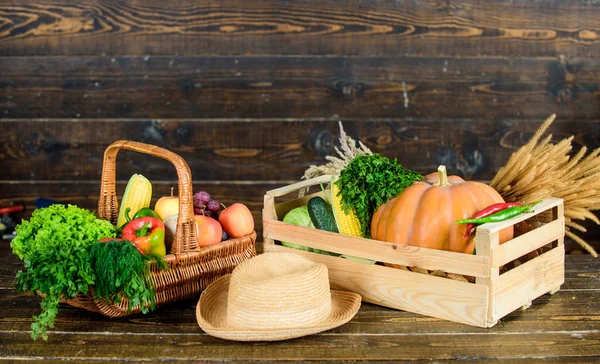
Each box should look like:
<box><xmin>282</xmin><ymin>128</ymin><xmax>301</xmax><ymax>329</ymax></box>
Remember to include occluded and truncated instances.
<box><xmin>371</xmin><ymin>165</ymin><xmax>513</xmax><ymax>254</ymax></box>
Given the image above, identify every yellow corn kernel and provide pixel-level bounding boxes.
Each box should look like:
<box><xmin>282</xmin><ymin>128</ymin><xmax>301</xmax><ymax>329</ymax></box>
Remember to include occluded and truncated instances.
<box><xmin>330</xmin><ymin>176</ymin><xmax>362</xmax><ymax>237</ymax></box>
<box><xmin>116</xmin><ymin>174</ymin><xmax>152</xmax><ymax>227</ymax></box>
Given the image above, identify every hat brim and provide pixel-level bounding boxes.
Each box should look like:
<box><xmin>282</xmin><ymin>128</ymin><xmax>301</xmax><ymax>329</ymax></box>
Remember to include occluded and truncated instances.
<box><xmin>196</xmin><ymin>274</ymin><xmax>362</xmax><ymax>341</ymax></box>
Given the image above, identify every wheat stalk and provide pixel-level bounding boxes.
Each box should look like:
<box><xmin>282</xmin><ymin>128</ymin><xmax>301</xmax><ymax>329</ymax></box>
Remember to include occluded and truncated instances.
<box><xmin>301</xmin><ymin>121</ymin><xmax>373</xmax><ymax>180</ymax></box>
<box><xmin>490</xmin><ymin>114</ymin><xmax>599</xmax><ymax>257</ymax></box>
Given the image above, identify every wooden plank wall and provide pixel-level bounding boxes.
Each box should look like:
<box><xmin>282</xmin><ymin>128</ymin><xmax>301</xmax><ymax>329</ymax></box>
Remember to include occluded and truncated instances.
<box><xmin>1</xmin><ymin>0</ymin><xmax>599</xmax><ymax>247</ymax></box>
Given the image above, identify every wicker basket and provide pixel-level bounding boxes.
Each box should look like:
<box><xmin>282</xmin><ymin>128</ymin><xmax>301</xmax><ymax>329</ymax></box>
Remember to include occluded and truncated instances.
<box><xmin>65</xmin><ymin>140</ymin><xmax>257</xmax><ymax>317</ymax></box>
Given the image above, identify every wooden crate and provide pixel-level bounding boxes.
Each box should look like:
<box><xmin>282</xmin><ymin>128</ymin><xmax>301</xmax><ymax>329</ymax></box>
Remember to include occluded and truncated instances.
<box><xmin>262</xmin><ymin>175</ymin><xmax>565</xmax><ymax>328</ymax></box>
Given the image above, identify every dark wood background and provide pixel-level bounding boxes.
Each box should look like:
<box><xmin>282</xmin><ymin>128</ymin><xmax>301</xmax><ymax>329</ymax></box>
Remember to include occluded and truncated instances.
<box><xmin>1</xmin><ymin>0</ymin><xmax>599</xmax><ymax>249</ymax></box>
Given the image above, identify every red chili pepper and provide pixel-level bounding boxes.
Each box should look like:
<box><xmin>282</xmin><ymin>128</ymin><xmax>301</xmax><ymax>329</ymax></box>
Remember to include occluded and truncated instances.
<box><xmin>0</xmin><ymin>205</ymin><xmax>25</xmax><ymax>214</ymax></box>
<box><xmin>122</xmin><ymin>217</ymin><xmax>166</xmax><ymax>256</ymax></box>
<box><xmin>462</xmin><ymin>202</ymin><xmax>524</xmax><ymax>238</ymax></box>
<box><xmin>457</xmin><ymin>202</ymin><xmax>540</xmax><ymax>226</ymax></box>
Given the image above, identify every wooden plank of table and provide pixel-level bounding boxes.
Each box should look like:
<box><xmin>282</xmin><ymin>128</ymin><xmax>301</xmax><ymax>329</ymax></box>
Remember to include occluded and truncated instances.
<box><xmin>1</xmin><ymin>253</ymin><xmax>598</xmax><ymax>332</ymax></box>
<box><xmin>1</xmin><ymin>0</ymin><xmax>598</xmax><ymax>57</ymax></box>
<box><xmin>1</xmin><ymin>56</ymin><xmax>598</xmax><ymax>120</ymax></box>
<box><xmin>2</xmin><ymin>118</ymin><xmax>599</xmax><ymax>182</ymax></box>
<box><xmin>2</xmin><ymin>288</ymin><xmax>599</xmax><ymax>336</ymax></box>
<box><xmin>2</xmin><ymin>329</ymin><xmax>599</xmax><ymax>361</ymax></box>
<box><xmin>1</xmin><ymin>247</ymin><xmax>599</xmax><ymax>360</ymax></box>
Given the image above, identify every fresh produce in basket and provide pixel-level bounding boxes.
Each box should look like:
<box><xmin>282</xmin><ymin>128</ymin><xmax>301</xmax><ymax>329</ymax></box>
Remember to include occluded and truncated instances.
<box><xmin>191</xmin><ymin>189</ymin><xmax>255</xmax><ymax>243</ymax></box>
<box><xmin>117</xmin><ymin>174</ymin><xmax>152</xmax><ymax>228</ymax></box>
<box><xmin>90</xmin><ymin>240</ymin><xmax>168</xmax><ymax>314</ymax></box>
<box><xmin>218</xmin><ymin>203</ymin><xmax>254</xmax><ymax>238</ymax></box>
<box><xmin>121</xmin><ymin>216</ymin><xmax>167</xmax><ymax>256</ymax></box>
<box><xmin>10</xmin><ymin>204</ymin><xmax>117</xmax><ymax>340</ymax></box>
<box><xmin>193</xmin><ymin>190</ymin><xmax>223</xmax><ymax>219</ymax></box>
<box><xmin>127</xmin><ymin>206</ymin><xmax>161</xmax><ymax>221</ymax></box>
<box><xmin>194</xmin><ymin>215</ymin><xmax>223</xmax><ymax>246</ymax></box>
<box><xmin>371</xmin><ymin>165</ymin><xmax>514</xmax><ymax>255</ymax></box>
<box><xmin>162</xmin><ymin>213</ymin><xmax>178</xmax><ymax>249</ymax></box>
<box><xmin>11</xmin><ymin>171</ymin><xmax>173</xmax><ymax>341</ymax></box>
<box><xmin>154</xmin><ymin>188</ymin><xmax>180</xmax><ymax>220</ymax></box>
<box><xmin>12</xmin><ymin>173</ymin><xmax>258</xmax><ymax>341</ymax></box>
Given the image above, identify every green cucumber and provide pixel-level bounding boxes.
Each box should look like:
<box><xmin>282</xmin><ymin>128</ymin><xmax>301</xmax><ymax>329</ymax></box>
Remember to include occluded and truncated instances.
<box><xmin>307</xmin><ymin>196</ymin><xmax>339</xmax><ymax>233</ymax></box>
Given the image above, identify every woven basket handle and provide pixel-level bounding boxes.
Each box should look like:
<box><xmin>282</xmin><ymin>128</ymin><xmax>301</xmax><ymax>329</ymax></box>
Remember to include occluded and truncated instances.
<box><xmin>98</xmin><ymin>140</ymin><xmax>198</xmax><ymax>255</ymax></box>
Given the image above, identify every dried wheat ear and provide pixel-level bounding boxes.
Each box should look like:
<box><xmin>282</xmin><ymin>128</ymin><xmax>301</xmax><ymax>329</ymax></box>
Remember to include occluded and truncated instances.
<box><xmin>301</xmin><ymin>121</ymin><xmax>373</xmax><ymax>181</ymax></box>
<box><xmin>491</xmin><ymin>114</ymin><xmax>600</xmax><ymax>257</ymax></box>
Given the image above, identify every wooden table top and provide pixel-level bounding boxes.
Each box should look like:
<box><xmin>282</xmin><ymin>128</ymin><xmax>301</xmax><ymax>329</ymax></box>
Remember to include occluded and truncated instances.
<box><xmin>1</xmin><ymin>241</ymin><xmax>599</xmax><ymax>362</ymax></box>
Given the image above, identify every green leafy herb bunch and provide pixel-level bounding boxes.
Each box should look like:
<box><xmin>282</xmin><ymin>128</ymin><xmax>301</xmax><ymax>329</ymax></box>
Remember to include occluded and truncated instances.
<box><xmin>335</xmin><ymin>153</ymin><xmax>422</xmax><ymax>238</ymax></box>
<box><xmin>10</xmin><ymin>204</ymin><xmax>116</xmax><ymax>340</ymax></box>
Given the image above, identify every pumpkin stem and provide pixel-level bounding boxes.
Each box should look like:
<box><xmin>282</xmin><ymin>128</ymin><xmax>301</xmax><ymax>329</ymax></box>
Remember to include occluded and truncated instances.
<box><xmin>433</xmin><ymin>165</ymin><xmax>452</xmax><ymax>187</ymax></box>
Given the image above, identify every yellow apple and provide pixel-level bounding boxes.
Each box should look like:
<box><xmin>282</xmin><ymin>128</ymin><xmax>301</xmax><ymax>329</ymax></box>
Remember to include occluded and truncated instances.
<box><xmin>154</xmin><ymin>191</ymin><xmax>180</xmax><ymax>220</ymax></box>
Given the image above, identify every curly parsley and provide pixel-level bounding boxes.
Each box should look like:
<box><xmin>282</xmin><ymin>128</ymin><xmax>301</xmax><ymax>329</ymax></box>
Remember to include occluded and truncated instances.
<box><xmin>335</xmin><ymin>154</ymin><xmax>422</xmax><ymax>238</ymax></box>
<box><xmin>11</xmin><ymin>204</ymin><xmax>116</xmax><ymax>340</ymax></box>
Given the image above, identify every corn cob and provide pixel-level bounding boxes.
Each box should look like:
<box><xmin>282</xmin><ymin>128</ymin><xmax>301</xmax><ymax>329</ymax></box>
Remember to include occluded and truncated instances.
<box><xmin>116</xmin><ymin>174</ymin><xmax>152</xmax><ymax>227</ymax></box>
<box><xmin>330</xmin><ymin>175</ymin><xmax>362</xmax><ymax>237</ymax></box>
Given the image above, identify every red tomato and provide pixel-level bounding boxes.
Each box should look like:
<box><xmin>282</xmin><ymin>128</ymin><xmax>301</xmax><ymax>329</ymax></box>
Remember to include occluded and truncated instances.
<box><xmin>194</xmin><ymin>215</ymin><xmax>223</xmax><ymax>246</ymax></box>
<box><xmin>218</xmin><ymin>203</ymin><xmax>254</xmax><ymax>238</ymax></box>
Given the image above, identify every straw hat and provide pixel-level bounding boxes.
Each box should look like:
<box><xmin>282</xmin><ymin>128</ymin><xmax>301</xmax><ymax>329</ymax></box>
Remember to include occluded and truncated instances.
<box><xmin>196</xmin><ymin>252</ymin><xmax>361</xmax><ymax>341</ymax></box>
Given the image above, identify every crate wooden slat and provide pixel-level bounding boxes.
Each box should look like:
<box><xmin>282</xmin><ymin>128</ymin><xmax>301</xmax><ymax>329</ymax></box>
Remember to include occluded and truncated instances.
<box><xmin>494</xmin><ymin>218</ymin><xmax>564</xmax><ymax>267</ymax></box>
<box><xmin>264</xmin><ymin>220</ymin><xmax>491</xmax><ymax>278</ymax></box>
<box><xmin>263</xmin><ymin>176</ymin><xmax>565</xmax><ymax>328</ymax></box>
<box><xmin>493</xmin><ymin>247</ymin><xmax>564</xmax><ymax>321</ymax></box>
<box><xmin>265</xmin><ymin>244</ymin><xmax>490</xmax><ymax>327</ymax></box>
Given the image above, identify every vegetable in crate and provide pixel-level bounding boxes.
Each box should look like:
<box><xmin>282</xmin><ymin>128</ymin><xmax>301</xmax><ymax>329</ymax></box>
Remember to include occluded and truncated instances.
<box><xmin>306</xmin><ymin>196</ymin><xmax>341</xmax><ymax>256</ymax></box>
<box><xmin>330</xmin><ymin>175</ymin><xmax>361</xmax><ymax>238</ymax></box>
<box><xmin>280</xmin><ymin>204</ymin><xmax>338</xmax><ymax>257</ymax></box>
<box><xmin>281</xmin><ymin>205</ymin><xmax>314</xmax><ymax>251</ymax></box>
<box><xmin>371</xmin><ymin>165</ymin><xmax>514</xmax><ymax>255</ymax></box>
<box><xmin>330</xmin><ymin>176</ymin><xmax>375</xmax><ymax>264</ymax></box>
<box><xmin>308</xmin><ymin>196</ymin><xmax>339</xmax><ymax>233</ymax></box>
<box><xmin>336</xmin><ymin>153</ymin><xmax>423</xmax><ymax>238</ymax></box>
<box><xmin>461</xmin><ymin>202</ymin><xmax>524</xmax><ymax>238</ymax></box>
<box><xmin>10</xmin><ymin>204</ymin><xmax>116</xmax><ymax>340</ymax></box>
<box><xmin>456</xmin><ymin>201</ymin><xmax>540</xmax><ymax>226</ymax></box>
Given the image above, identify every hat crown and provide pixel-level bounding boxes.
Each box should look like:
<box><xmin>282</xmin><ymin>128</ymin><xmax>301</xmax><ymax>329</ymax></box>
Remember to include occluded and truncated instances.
<box><xmin>226</xmin><ymin>253</ymin><xmax>332</xmax><ymax>329</ymax></box>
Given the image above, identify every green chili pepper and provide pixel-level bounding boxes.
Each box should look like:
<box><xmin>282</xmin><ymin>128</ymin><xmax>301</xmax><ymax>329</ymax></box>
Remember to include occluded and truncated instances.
<box><xmin>131</xmin><ymin>207</ymin><xmax>160</xmax><ymax>220</ymax></box>
<box><xmin>455</xmin><ymin>201</ymin><xmax>541</xmax><ymax>225</ymax></box>
<box><xmin>117</xmin><ymin>207</ymin><xmax>161</xmax><ymax>233</ymax></box>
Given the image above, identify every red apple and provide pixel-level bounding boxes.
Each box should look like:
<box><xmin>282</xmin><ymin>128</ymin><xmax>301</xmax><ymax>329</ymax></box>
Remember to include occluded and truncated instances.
<box><xmin>194</xmin><ymin>215</ymin><xmax>223</xmax><ymax>246</ymax></box>
<box><xmin>218</xmin><ymin>203</ymin><xmax>254</xmax><ymax>238</ymax></box>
